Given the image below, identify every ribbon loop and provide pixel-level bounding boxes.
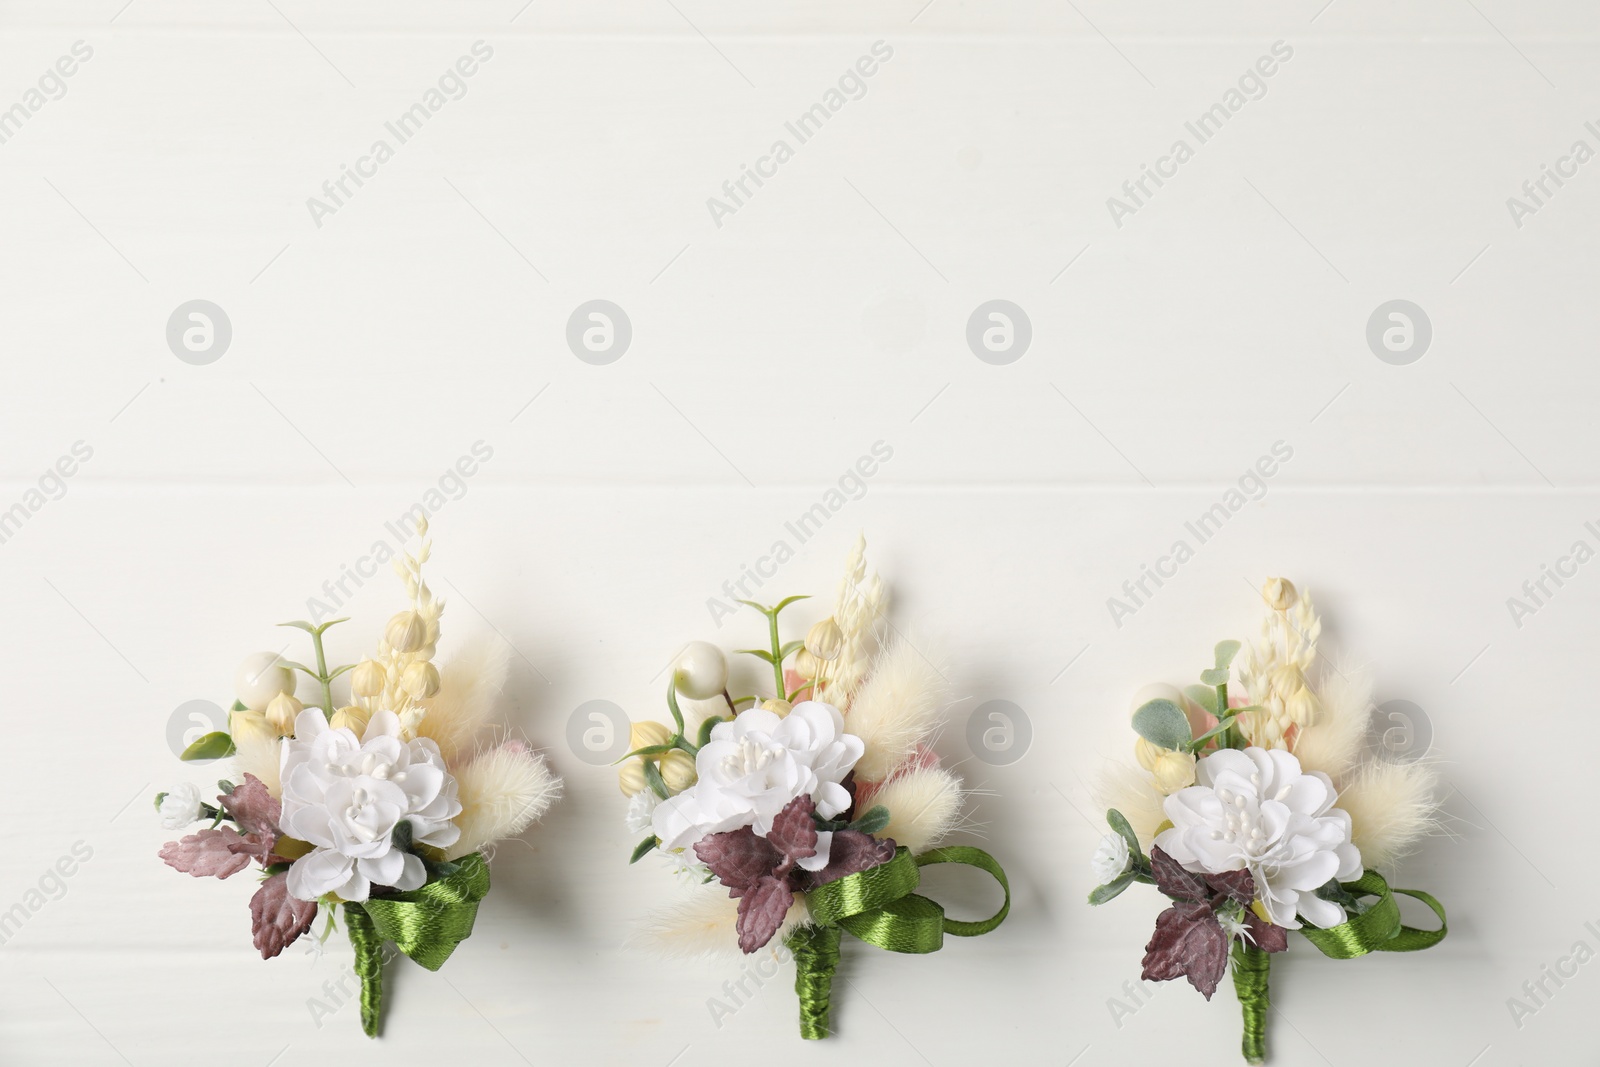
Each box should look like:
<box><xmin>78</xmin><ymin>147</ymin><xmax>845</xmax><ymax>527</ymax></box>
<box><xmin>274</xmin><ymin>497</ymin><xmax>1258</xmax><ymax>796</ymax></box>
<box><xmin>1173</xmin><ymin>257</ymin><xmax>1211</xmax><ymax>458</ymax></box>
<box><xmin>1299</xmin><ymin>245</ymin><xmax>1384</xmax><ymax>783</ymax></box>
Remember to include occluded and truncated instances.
<box><xmin>345</xmin><ymin>853</ymin><xmax>491</xmax><ymax>1038</ymax></box>
<box><xmin>1298</xmin><ymin>871</ymin><xmax>1447</xmax><ymax>960</ymax></box>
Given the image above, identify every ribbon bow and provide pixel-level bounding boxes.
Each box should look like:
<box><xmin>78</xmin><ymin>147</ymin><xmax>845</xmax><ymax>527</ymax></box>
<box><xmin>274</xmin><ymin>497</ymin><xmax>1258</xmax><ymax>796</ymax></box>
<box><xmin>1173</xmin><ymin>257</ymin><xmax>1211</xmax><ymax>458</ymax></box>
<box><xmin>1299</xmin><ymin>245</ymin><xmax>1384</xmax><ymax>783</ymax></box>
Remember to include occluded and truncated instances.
<box><xmin>784</xmin><ymin>846</ymin><xmax>1010</xmax><ymax>1039</ymax></box>
<box><xmin>1233</xmin><ymin>872</ymin><xmax>1446</xmax><ymax>1064</ymax></box>
<box><xmin>343</xmin><ymin>852</ymin><xmax>491</xmax><ymax>1037</ymax></box>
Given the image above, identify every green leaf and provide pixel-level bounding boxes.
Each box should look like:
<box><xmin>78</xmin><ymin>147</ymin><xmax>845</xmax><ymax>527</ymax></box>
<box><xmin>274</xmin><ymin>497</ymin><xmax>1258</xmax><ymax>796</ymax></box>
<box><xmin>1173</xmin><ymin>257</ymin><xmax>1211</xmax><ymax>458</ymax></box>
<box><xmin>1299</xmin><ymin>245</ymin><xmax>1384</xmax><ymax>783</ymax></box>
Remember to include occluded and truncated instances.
<box><xmin>642</xmin><ymin>759</ymin><xmax>669</xmax><ymax>801</ymax></box>
<box><xmin>1183</xmin><ymin>684</ymin><xmax>1218</xmax><ymax>717</ymax></box>
<box><xmin>786</xmin><ymin>684</ymin><xmax>814</xmax><ymax>702</ymax></box>
<box><xmin>1105</xmin><ymin>809</ymin><xmax>1144</xmax><ymax>860</ymax></box>
<box><xmin>153</xmin><ymin>792</ymin><xmax>167</xmax><ymax>810</ymax></box>
<box><xmin>1188</xmin><ymin>715</ymin><xmax>1238</xmax><ymax>753</ymax></box>
<box><xmin>1088</xmin><ymin>870</ymin><xmax>1136</xmax><ymax>906</ymax></box>
<box><xmin>180</xmin><ymin>731</ymin><xmax>236</xmax><ymax>761</ymax></box>
<box><xmin>390</xmin><ymin>821</ymin><xmax>415</xmax><ymax>854</ymax></box>
<box><xmin>326</xmin><ymin>664</ymin><xmax>355</xmax><ymax>681</ymax></box>
<box><xmin>848</xmin><ymin>805</ymin><xmax>891</xmax><ymax>835</ymax></box>
<box><xmin>735</xmin><ymin>647</ymin><xmax>776</xmax><ymax>665</ymax></box>
<box><xmin>217</xmin><ymin>780</ymin><xmax>235</xmax><ymax>795</ymax></box>
<box><xmin>1213</xmin><ymin>640</ymin><xmax>1242</xmax><ymax>670</ymax></box>
<box><xmin>1199</xmin><ymin>667</ymin><xmax>1229</xmax><ymax>686</ymax></box>
<box><xmin>617</xmin><ymin>744</ymin><xmax>676</xmax><ymax>762</ymax></box>
<box><xmin>771</xmin><ymin>594</ymin><xmax>811</xmax><ymax>614</ymax></box>
<box><xmin>734</xmin><ymin>599</ymin><xmax>774</xmax><ymax>616</ymax></box>
<box><xmin>630</xmin><ymin>836</ymin><xmax>659</xmax><ymax>864</ymax></box>
<box><xmin>230</xmin><ymin>700</ymin><xmax>248</xmax><ymax>712</ymax></box>
<box><xmin>696</xmin><ymin>716</ymin><xmax>723</xmax><ymax>748</ymax></box>
<box><xmin>277</xmin><ymin>659</ymin><xmax>314</xmax><ymax>676</ymax></box>
<box><xmin>1130</xmin><ymin>699</ymin><xmax>1191</xmax><ymax>751</ymax></box>
<box><xmin>777</xmin><ymin>639</ymin><xmax>805</xmax><ymax>662</ymax></box>
<box><xmin>665</xmin><ymin>678</ymin><xmax>685</xmax><ymax>736</ymax></box>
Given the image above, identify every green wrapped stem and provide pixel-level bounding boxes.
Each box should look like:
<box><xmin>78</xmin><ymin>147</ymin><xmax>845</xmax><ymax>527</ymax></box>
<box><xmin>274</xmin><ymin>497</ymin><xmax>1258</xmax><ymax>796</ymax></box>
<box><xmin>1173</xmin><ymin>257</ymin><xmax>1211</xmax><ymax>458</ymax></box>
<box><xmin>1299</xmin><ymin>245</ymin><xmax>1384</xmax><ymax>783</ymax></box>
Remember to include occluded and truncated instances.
<box><xmin>1232</xmin><ymin>941</ymin><xmax>1270</xmax><ymax>1065</ymax></box>
<box><xmin>787</xmin><ymin>924</ymin><xmax>842</xmax><ymax>1040</ymax></box>
<box><xmin>343</xmin><ymin>903</ymin><xmax>385</xmax><ymax>1038</ymax></box>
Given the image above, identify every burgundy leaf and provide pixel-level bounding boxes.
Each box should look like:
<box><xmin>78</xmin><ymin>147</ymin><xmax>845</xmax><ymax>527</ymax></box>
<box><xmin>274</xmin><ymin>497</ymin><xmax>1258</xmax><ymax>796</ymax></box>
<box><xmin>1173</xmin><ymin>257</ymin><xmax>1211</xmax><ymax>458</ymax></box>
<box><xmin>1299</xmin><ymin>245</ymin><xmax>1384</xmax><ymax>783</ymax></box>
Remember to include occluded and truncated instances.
<box><xmin>221</xmin><ymin>773</ymin><xmax>281</xmax><ymax>840</ymax></box>
<box><xmin>229</xmin><ymin>831</ymin><xmax>280</xmax><ymax>866</ymax></box>
<box><xmin>695</xmin><ymin>828</ymin><xmax>781</xmax><ymax>895</ymax></box>
<box><xmin>1149</xmin><ymin>846</ymin><xmax>1209</xmax><ymax>904</ymax></box>
<box><xmin>159</xmin><ymin>827</ymin><xmax>255</xmax><ymax>879</ymax></box>
<box><xmin>734</xmin><ymin>875</ymin><xmax>794</xmax><ymax>954</ymax></box>
<box><xmin>766</xmin><ymin>795</ymin><xmax>819</xmax><ymax>873</ymax></box>
<box><xmin>249</xmin><ymin>872</ymin><xmax>318</xmax><ymax>959</ymax></box>
<box><xmin>1243</xmin><ymin>909</ymin><xmax>1289</xmax><ymax>953</ymax></box>
<box><xmin>1142</xmin><ymin>901</ymin><xmax>1230</xmax><ymax>999</ymax></box>
<box><xmin>1205</xmin><ymin>867</ymin><xmax>1256</xmax><ymax>907</ymax></box>
<box><xmin>803</xmin><ymin>830</ymin><xmax>897</xmax><ymax>888</ymax></box>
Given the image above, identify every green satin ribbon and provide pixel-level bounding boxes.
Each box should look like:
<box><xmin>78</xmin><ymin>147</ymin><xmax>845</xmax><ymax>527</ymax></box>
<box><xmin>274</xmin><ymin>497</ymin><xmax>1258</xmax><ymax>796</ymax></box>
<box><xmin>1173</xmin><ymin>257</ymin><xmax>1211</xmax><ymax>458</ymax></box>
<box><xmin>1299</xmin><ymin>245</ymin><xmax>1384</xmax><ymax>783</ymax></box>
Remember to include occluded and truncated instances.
<box><xmin>1232</xmin><ymin>872</ymin><xmax>1446</xmax><ymax>1063</ymax></box>
<box><xmin>787</xmin><ymin>846</ymin><xmax>1010</xmax><ymax>1039</ymax></box>
<box><xmin>344</xmin><ymin>853</ymin><xmax>491</xmax><ymax>1037</ymax></box>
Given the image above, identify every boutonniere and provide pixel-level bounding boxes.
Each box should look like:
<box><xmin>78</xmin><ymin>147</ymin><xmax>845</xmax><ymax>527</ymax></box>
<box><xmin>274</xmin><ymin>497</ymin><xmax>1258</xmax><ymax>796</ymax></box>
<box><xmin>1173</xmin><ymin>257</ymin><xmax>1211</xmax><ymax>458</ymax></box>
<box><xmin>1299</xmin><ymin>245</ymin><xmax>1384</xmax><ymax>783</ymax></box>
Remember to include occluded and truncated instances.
<box><xmin>155</xmin><ymin>519</ymin><xmax>560</xmax><ymax>1036</ymax></box>
<box><xmin>619</xmin><ymin>536</ymin><xmax>1009</xmax><ymax>1038</ymax></box>
<box><xmin>1090</xmin><ymin>578</ymin><xmax>1446</xmax><ymax>1063</ymax></box>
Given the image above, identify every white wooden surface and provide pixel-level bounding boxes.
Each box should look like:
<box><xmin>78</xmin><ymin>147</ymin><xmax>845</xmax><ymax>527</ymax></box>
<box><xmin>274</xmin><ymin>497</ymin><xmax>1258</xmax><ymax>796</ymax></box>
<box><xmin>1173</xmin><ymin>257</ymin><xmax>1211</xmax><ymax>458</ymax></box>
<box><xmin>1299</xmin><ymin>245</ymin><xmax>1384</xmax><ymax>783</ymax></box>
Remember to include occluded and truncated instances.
<box><xmin>2</xmin><ymin>3</ymin><xmax>1597</xmax><ymax>1064</ymax></box>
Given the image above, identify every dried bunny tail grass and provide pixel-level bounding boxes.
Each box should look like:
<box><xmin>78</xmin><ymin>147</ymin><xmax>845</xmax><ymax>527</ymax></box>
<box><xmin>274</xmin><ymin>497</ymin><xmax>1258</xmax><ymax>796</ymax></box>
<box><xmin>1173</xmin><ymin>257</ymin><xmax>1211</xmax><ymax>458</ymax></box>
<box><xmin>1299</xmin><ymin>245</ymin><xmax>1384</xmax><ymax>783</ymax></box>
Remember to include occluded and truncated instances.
<box><xmin>445</xmin><ymin>742</ymin><xmax>561</xmax><ymax>860</ymax></box>
<box><xmin>232</xmin><ymin>729</ymin><xmax>282</xmax><ymax>796</ymax></box>
<box><xmin>1291</xmin><ymin>665</ymin><xmax>1373</xmax><ymax>780</ymax></box>
<box><xmin>630</xmin><ymin>892</ymin><xmax>807</xmax><ymax>960</ymax></box>
<box><xmin>1093</xmin><ymin>761</ymin><xmax>1167</xmax><ymax>850</ymax></box>
<box><xmin>873</xmin><ymin>766</ymin><xmax>964</xmax><ymax>854</ymax></box>
<box><xmin>416</xmin><ymin>634</ymin><xmax>511</xmax><ymax>765</ymax></box>
<box><xmin>1338</xmin><ymin>757</ymin><xmax>1441</xmax><ymax>873</ymax></box>
<box><xmin>846</xmin><ymin>632</ymin><xmax>951</xmax><ymax>782</ymax></box>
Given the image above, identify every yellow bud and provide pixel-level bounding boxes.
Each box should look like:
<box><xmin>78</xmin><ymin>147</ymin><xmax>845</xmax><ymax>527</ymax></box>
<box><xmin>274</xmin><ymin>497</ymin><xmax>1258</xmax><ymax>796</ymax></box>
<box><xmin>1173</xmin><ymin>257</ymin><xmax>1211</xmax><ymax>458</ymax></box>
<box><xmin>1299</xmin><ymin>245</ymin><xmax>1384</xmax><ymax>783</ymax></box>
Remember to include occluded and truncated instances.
<box><xmin>1133</xmin><ymin>738</ymin><xmax>1196</xmax><ymax>795</ymax></box>
<box><xmin>792</xmin><ymin>648</ymin><xmax>821</xmax><ymax>679</ymax></box>
<box><xmin>805</xmin><ymin>618</ymin><xmax>844</xmax><ymax>661</ymax></box>
<box><xmin>384</xmin><ymin>610</ymin><xmax>428</xmax><ymax>654</ymax></box>
<box><xmin>330</xmin><ymin>705</ymin><xmax>370</xmax><ymax>733</ymax></box>
<box><xmin>1285</xmin><ymin>685</ymin><xmax>1320</xmax><ymax>728</ymax></box>
<box><xmin>1263</xmin><ymin>577</ymin><xmax>1297</xmax><ymax>611</ymax></box>
<box><xmin>264</xmin><ymin>692</ymin><xmax>303</xmax><ymax>735</ymax></box>
<box><xmin>400</xmin><ymin>660</ymin><xmax>441</xmax><ymax>699</ymax></box>
<box><xmin>350</xmin><ymin>658</ymin><xmax>386</xmax><ymax>699</ymax></box>
<box><xmin>617</xmin><ymin>759</ymin><xmax>646</xmax><ymax>796</ymax></box>
<box><xmin>229</xmin><ymin>710</ymin><xmax>276</xmax><ymax>746</ymax></box>
<box><xmin>630</xmin><ymin>721</ymin><xmax>672</xmax><ymax>752</ymax></box>
<box><xmin>759</xmin><ymin>698</ymin><xmax>793</xmax><ymax>718</ymax></box>
<box><xmin>659</xmin><ymin>750</ymin><xmax>697</xmax><ymax>793</ymax></box>
<box><xmin>1269</xmin><ymin>663</ymin><xmax>1304</xmax><ymax>701</ymax></box>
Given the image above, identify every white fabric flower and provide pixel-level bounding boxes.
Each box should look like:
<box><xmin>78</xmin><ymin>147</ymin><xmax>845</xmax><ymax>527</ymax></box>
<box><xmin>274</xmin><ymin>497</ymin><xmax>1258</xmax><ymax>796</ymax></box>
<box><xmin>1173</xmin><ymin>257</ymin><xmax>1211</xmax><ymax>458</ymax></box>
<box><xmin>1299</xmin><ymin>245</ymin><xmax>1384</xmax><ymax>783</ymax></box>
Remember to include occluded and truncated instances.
<box><xmin>158</xmin><ymin>783</ymin><xmax>204</xmax><ymax>830</ymax></box>
<box><xmin>1090</xmin><ymin>832</ymin><xmax>1131</xmax><ymax>884</ymax></box>
<box><xmin>279</xmin><ymin>709</ymin><xmax>462</xmax><ymax>903</ymax></box>
<box><xmin>624</xmin><ymin>788</ymin><xmax>660</xmax><ymax>835</ymax></box>
<box><xmin>651</xmin><ymin>701</ymin><xmax>864</xmax><ymax>871</ymax></box>
<box><xmin>1155</xmin><ymin>747</ymin><xmax>1362</xmax><ymax>929</ymax></box>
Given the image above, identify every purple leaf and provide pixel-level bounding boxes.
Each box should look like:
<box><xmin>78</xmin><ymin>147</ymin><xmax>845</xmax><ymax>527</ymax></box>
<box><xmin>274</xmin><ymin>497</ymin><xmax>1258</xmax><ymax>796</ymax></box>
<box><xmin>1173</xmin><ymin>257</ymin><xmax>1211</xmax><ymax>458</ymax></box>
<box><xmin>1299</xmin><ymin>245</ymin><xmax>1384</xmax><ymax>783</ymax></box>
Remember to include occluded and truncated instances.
<box><xmin>249</xmin><ymin>872</ymin><xmax>318</xmax><ymax>959</ymax></box>
<box><xmin>804</xmin><ymin>830</ymin><xmax>897</xmax><ymax>888</ymax></box>
<box><xmin>221</xmin><ymin>773</ymin><xmax>281</xmax><ymax>840</ymax></box>
<box><xmin>1243</xmin><ymin>909</ymin><xmax>1289</xmax><ymax>953</ymax></box>
<box><xmin>1142</xmin><ymin>901</ymin><xmax>1230</xmax><ymax>999</ymax></box>
<box><xmin>766</xmin><ymin>795</ymin><xmax>818</xmax><ymax>873</ymax></box>
<box><xmin>1150</xmin><ymin>846</ymin><xmax>1209</xmax><ymax>903</ymax></box>
<box><xmin>735</xmin><ymin>875</ymin><xmax>794</xmax><ymax>954</ymax></box>
<box><xmin>695</xmin><ymin>828</ymin><xmax>781</xmax><ymax>895</ymax></box>
<box><xmin>1205</xmin><ymin>867</ymin><xmax>1256</xmax><ymax>907</ymax></box>
<box><xmin>159</xmin><ymin>827</ymin><xmax>256</xmax><ymax>879</ymax></box>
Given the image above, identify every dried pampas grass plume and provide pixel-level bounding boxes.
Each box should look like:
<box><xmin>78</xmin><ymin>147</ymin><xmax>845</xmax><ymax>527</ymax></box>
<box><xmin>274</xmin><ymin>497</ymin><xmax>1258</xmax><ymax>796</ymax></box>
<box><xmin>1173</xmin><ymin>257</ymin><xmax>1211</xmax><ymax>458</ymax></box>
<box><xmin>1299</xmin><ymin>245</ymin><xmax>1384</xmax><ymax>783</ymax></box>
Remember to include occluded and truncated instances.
<box><xmin>1337</xmin><ymin>758</ymin><xmax>1440</xmax><ymax>873</ymax></box>
<box><xmin>1094</xmin><ymin>762</ymin><xmax>1168</xmax><ymax>850</ymax></box>
<box><xmin>1291</xmin><ymin>666</ymin><xmax>1373</xmax><ymax>780</ymax></box>
<box><xmin>847</xmin><ymin>633</ymin><xmax>951</xmax><ymax>782</ymax></box>
<box><xmin>415</xmin><ymin>635</ymin><xmax>511</xmax><ymax>765</ymax></box>
<box><xmin>872</xmin><ymin>767</ymin><xmax>964</xmax><ymax>854</ymax></box>
<box><xmin>445</xmin><ymin>742</ymin><xmax>561</xmax><ymax>860</ymax></box>
<box><xmin>232</xmin><ymin>728</ymin><xmax>282</xmax><ymax>796</ymax></box>
<box><xmin>631</xmin><ymin>892</ymin><xmax>807</xmax><ymax>959</ymax></box>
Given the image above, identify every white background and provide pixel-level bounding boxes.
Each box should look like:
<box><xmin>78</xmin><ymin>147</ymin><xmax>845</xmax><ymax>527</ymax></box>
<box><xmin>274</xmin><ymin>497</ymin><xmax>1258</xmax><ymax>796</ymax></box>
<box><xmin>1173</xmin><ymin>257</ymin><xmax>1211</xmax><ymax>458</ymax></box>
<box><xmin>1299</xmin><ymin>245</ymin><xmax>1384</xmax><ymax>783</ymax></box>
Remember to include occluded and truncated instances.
<box><xmin>1</xmin><ymin>2</ymin><xmax>1596</xmax><ymax>1064</ymax></box>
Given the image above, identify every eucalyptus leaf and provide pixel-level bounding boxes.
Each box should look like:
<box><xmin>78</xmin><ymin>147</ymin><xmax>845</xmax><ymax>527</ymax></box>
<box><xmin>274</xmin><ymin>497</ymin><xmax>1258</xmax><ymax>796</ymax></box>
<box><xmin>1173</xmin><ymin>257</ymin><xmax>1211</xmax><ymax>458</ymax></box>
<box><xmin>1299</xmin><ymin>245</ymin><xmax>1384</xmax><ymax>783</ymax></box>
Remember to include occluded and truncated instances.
<box><xmin>1088</xmin><ymin>870</ymin><xmax>1136</xmax><ymax>906</ymax></box>
<box><xmin>1213</xmin><ymin>640</ymin><xmax>1241</xmax><ymax>670</ymax></box>
<box><xmin>1183</xmin><ymin>684</ymin><xmax>1218</xmax><ymax>717</ymax></box>
<box><xmin>180</xmin><ymin>731</ymin><xmax>236</xmax><ymax>761</ymax></box>
<box><xmin>630</xmin><ymin>836</ymin><xmax>659</xmax><ymax>864</ymax></box>
<box><xmin>1131</xmin><ymin>699</ymin><xmax>1192</xmax><ymax>751</ymax></box>
<box><xmin>848</xmin><ymin>805</ymin><xmax>891</xmax><ymax>836</ymax></box>
<box><xmin>642</xmin><ymin>759</ymin><xmax>669</xmax><ymax>801</ymax></box>
<box><xmin>1189</xmin><ymin>715</ymin><xmax>1238</xmax><ymax>753</ymax></box>
<box><xmin>1106</xmin><ymin>809</ymin><xmax>1144</xmax><ymax>860</ymax></box>
<box><xmin>1199</xmin><ymin>667</ymin><xmax>1230</xmax><ymax>686</ymax></box>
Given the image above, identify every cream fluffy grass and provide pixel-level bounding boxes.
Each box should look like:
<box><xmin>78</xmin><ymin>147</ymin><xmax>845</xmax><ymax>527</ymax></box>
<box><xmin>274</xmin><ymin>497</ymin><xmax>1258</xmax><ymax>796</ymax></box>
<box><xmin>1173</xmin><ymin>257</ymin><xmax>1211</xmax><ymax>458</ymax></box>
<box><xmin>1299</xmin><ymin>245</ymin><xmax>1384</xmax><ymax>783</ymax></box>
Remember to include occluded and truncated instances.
<box><xmin>446</xmin><ymin>742</ymin><xmax>561</xmax><ymax>860</ymax></box>
<box><xmin>873</xmin><ymin>766</ymin><xmax>964</xmax><ymax>853</ymax></box>
<box><xmin>415</xmin><ymin>636</ymin><xmax>511</xmax><ymax>764</ymax></box>
<box><xmin>631</xmin><ymin>892</ymin><xmax>808</xmax><ymax>959</ymax></box>
<box><xmin>846</xmin><ymin>632</ymin><xmax>951</xmax><ymax>782</ymax></box>
<box><xmin>1292</xmin><ymin>665</ymin><xmax>1373</xmax><ymax>781</ymax></box>
<box><xmin>1336</xmin><ymin>757</ymin><xmax>1440</xmax><ymax>872</ymax></box>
